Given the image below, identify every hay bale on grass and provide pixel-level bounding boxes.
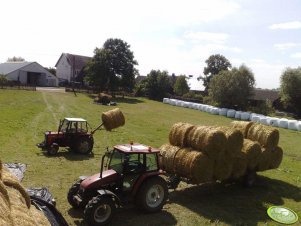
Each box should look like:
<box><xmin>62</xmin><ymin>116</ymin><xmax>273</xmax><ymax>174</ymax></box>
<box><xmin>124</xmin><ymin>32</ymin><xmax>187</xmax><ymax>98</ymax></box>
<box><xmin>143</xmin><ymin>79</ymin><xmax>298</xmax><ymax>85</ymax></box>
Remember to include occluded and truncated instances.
<box><xmin>213</xmin><ymin>151</ymin><xmax>233</xmax><ymax>181</ymax></box>
<box><xmin>231</xmin><ymin>152</ymin><xmax>247</xmax><ymax>179</ymax></box>
<box><xmin>216</xmin><ymin>126</ymin><xmax>243</xmax><ymax>157</ymax></box>
<box><xmin>241</xmin><ymin>139</ymin><xmax>261</xmax><ymax>170</ymax></box>
<box><xmin>230</xmin><ymin>121</ymin><xmax>254</xmax><ymax>138</ymax></box>
<box><xmin>247</xmin><ymin>124</ymin><xmax>279</xmax><ymax>148</ymax></box>
<box><xmin>186</xmin><ymin>126</ymin><xmax>227</xmax><ymax>159</ymax></box>
<box><xmin>256</xmin><ymin>148</ymin><xmax>272</xmax><ymax>172</ymax></box>
<box><xmin>0</xmin><ymin>181</ymin><xmax>12</xmax><ymax>226</ymax></box>
<box><xmin>169</xmin><ymin>123</ymin><xmax>195</xmax><ymax>147</ymax></box>
<box><xmin>101</xmin><ymin>108</ymin><xmax>125</xmax><ymax>131</ymax></box>
<box><xmin>159</xmin><ymin>144</ymin><xmax>181</xmax><ymax>173</ymax></box>
<box><xmin>270</xmin><ymin>146</ymin><xmax>283</xmax><ymax>169</ymax></box>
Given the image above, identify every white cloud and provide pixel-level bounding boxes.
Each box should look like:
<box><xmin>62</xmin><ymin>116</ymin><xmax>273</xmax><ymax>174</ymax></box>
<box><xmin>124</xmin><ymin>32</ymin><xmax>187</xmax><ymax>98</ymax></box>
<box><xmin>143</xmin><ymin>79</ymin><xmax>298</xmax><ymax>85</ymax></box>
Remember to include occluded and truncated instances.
<box><xmin>184</xmin><ymin>31</ymin><xmax>229</xmax><ymax>43</ymax></box>
<box><xmin>269</xmin><ymin>21</ymin><xmax>301</xmax><ymax>30</ymax></box>
<box><xmin>291</xmin><ymin>52</ymin><xmax>301</xmax><ymax>58</ymax></box>
<box><xmin>274</xmin><ymin>43</ymin><xmax>301</xmax><ymax>50</ymax></box>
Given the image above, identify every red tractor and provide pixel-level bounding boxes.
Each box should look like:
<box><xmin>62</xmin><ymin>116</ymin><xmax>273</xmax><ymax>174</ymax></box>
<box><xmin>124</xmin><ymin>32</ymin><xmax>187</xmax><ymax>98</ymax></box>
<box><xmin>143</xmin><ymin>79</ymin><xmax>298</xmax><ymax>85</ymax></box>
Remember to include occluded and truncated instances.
<box><xmin>67</xmin><ymin>143</ymin><xmax>168</xmax><ymax>226</ymax></box>
<box><xmin>37</xmin><ymin>118</ymin><xmax>95</xmax><ymax>155</ymax></box>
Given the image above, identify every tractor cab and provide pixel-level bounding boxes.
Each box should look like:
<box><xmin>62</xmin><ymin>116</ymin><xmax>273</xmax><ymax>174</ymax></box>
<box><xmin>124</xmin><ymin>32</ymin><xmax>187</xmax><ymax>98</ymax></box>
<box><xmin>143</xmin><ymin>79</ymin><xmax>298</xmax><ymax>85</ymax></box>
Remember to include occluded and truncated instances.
<box><xmin>58</xmin><ymin>118</ymin><xmax>89</xmax><ymax>134</ymax></box>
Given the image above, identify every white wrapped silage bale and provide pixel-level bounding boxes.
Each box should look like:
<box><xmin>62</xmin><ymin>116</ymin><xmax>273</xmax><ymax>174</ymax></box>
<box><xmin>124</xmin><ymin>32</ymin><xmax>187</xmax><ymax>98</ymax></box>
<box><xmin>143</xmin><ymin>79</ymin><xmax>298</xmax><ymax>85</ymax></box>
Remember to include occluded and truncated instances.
<box><xmin>269</xmin><ymin>117</ymin><xmax>279</xmax><ymax>127</ymax></box>
<box><xmin>241</xmin><ymin>112</ymin><xmax>250</xmax><ymax>121</ymax></box>
<box><xmin>297</xmin><ymin>121</ymin><xmax>301</xmax><ymax>131</ymax></box>
<box><xmin>288</xmin><ymin>120</ymin><xmax>298</xmax><ymax>130</ymax></box>
<box><xmin>201</xmin><ymin>105</ymin><xmax>208</xmax><ymax>112</ymax></box>
<box><xmin>226</xmin><ymin>109</ymin><xmax>236</xmax><ymax>118</ymax></box>
<box><xmin>210</xmin><ymin>107</ymin><xmax>219</xmax><ymax>115</ymax></box>
<box><xmin>169</xmin><ymin>99</ymin><xmax>176</xmax><ymax>106</ymax></box>
<box><xmin>187</xmin><ymin>102</ymin><xmax>193</xmax><ymax>108</ymax></box>
<box><xmin>259</xmin><ymin>116</ymin><xmax>269</xmax><ymax>125</ymax></box>
<box><xmin>251</xmin><ymin>115</ymin><xmax>260</xmax><ymax>123</ymax></box>
<box><xmin>206</xmin><ymin>106</ymin><xmax>213</xmax><ymax>113</ymax></box>
<box><xmin>235</xmin><ymin>111</ymin><xmax>242</xmax><ymax>119</ymax></box>
<box><xmin>183</xmin><ymin>102</ymin><xmax>189</xmax><ymax>108</ymax></box>
<box><xmin>163</xmin><ymin>98</ymin><xmax>169</xmax><ymax>104</ymax></box>
<box><xmin>175</xmin><ymin>100</ymin><xmax>181</xmax><ymax>106</ymax></box>
<box><xmin>219</xmin><ymin>108</ymin><xmax>228</xmax><ymax>116</ymax></box>
<box><xmin>193</xmin><ymin>103</ymin><xmax>199</xmax><ymax>110</ymax></box>
<box><xmin>279</xmin><ymin>118</ymin><xmax>288</xmax><ymax>129</ymax></box>
<box><xmin>197</xmin><ymin>104</ymin><xmax>203</xmax><ymax>111</ymax></box>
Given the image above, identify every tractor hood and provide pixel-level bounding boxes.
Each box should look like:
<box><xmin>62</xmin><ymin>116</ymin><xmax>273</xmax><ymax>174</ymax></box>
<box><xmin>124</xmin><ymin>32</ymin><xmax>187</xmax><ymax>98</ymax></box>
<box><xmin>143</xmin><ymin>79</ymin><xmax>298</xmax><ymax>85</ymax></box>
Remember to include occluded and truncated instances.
<box><xmin>80</xmin><ymin>169</ymin><xmax>119</xmax><ymax>190</ymax></box>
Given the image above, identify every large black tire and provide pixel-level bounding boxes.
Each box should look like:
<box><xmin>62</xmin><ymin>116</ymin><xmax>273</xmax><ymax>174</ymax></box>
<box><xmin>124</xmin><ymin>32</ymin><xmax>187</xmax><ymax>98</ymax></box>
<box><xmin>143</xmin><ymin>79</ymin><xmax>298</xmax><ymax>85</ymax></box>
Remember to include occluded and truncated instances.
<box><xmin>47</xmin><ymin>143</ymin><xmax>59</xmax><ymax>155</ymax></box>
<box><xmin>84</xmin><ymin>196</ymin><xmax>115</xmax><ymax>226</ymax></box>
<box><xmin>74</xmin><ymin>136</ymin><xmax>94</xmax><ymax>154</ymax></box>
<box><xmin>135</xmin><ymin>176</ymin><xmax>168</xmax><ymax>213</ymax></box>
<box><xmin>67</xmin><ymin>179</ymin><xmax>85</xmax><ymax>208</ymax></box>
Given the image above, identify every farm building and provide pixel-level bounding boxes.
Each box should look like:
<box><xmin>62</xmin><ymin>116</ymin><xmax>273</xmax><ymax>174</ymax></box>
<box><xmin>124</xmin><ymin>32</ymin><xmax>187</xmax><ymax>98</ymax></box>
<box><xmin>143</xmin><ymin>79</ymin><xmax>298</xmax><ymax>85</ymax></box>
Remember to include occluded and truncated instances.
<box><xmin>0</xmin><ymin>61</ymin><xmax>58</xmax><ymax>86</ymax></box>
<box><xmin>55</xmin><ymin>53</ymin><xmax>91</xmax><ymax>84</ymax></box>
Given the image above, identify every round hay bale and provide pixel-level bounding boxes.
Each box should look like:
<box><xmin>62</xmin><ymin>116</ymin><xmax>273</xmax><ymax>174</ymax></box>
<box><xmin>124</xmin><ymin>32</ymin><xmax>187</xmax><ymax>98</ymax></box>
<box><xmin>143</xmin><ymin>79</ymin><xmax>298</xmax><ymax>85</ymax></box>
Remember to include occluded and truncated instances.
<box><xmin>227</xmin><ymin>109</ymin><xmax>236</xmax><ymax>118</ymax></box>
<box><xmin>169</xmin><ymin>122</ymin><xmax>195</xmax><ymax>147</ymax></box>
<box><xmin>216</xmin><ymin>126</ymin><xmax>243</xmax><ymax>157</ymax></box>
<box><xmin>247</xmin><ymin>124</ymin><xmax>279</xmax><ymax>148</ymax></box>
<box><xmin>241</xmin><ymin>139</ymin><xmax>261</xmax><ymax>170</ymax></box>
<box><xmin>0</xmin><ymin>181</ymin><xmax>12</xmax><ymax>226</ymax></box>
<box><xmin>101</xmin><ymin>108</ymin><xmax>125</xmax><ymax>131</ymax></box>
<box><xmin>256</xmin><ymin>148</ymin><xmax>272</xmax><ymax>171</ymax></box>
<box><xmin>213</xmin><ymin>151</ymin><xmax>233</xmax><ymax>181</ymax></box>
<box><xmin>235</xmin><ymin>111</ymin><xmax>242</xmax><ymax>119</ymax></box>
<box><xmin>159</xmin><ymin>144</ymin><xmax>181</xmax><ymax>173</ymax></box>
<box><xmin>190</xmin><ymin>151</ymin><xmax>214</xmax><ymax>184</ymax></box>
<box><xmin>288</xmin><ymin>120</ymin><xmax>298</xmax><ymax>131</ymax></box>
<box><xmin>219</xmin><ymin>108</ymin><xmax>228</xmax><ymax>116</ymax></box>
<box><xmin>279</xmin><ymin>118</ymin><xmax>288</xmax><ymax>129</ymax></box>
<box><xmin>173</xmin><ymin>147</ymin><xmax>193</xmax><ymax>177</ymax></box>
<box><xmin>269</xmin><ymin>117</ymin><xmax>279</xmax><ymax>127</ymax></box>
<box><xmin>186</xmin><ymin>126</ymin><xmax>227</xmax><ymax>159</ymax></box>
<box><xmin>231</xmin><ymin>152</ymin><xmax>247</xmax><ymax>179</ymax></box>
<box><xmin>241</xmin><ymin>112</ymin><xmax>250</xmax><ymax>121</ymax></box>
<box><xmin>270</xmin><ymin>146</ymin><xmax>283</xmax><ymax>169</ymax></box>
<box><xmin>230</xmin><ymin>121</ymin><xmax>254</xmax><ymax>138</ymax></box>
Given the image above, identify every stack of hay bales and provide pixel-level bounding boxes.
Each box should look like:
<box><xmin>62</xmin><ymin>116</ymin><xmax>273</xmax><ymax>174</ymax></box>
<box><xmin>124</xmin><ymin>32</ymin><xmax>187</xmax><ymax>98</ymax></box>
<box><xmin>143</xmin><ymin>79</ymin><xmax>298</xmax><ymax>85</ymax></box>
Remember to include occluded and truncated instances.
<box><xmin>160</xmin><ymin>121</ymin><xmax>284</xmax><ymax>185</ymax></box>
<box><xmin>0</xmin><ymin>160</ymin><xmax>51</xmax><ymax>226</ymax></box>
<box><xmin>231</xmin><ymin>121</ymin><xmax>283</xmax><ymax>172</ymax></box>
<box><xmin>101</xmin><ymin>108</ymin><xmax>125</xmax><ymax>131</ymax></box>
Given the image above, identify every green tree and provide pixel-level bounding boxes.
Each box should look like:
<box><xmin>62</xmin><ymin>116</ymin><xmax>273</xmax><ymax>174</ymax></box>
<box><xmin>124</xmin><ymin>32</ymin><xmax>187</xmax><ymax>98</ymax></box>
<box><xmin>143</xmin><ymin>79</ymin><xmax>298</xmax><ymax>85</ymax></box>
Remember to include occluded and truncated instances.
<box><xmin>44</xmin><ymin>67</ymin><xmax>56</xmax><ymax>75</ymax></box>
<box><xmin>145</xmin><ymin>70</ymin><xmax>172</xmax><ymax>100</ymax></box>
<box><xmin>199</xmin><ymin>54</ymin><xmax>232</xmax><ymax>93</ymax></box>
<box><xmin>280</xmin><ymin>67</ymin><xmax>301</xmax><ymax>116</ymax></box>
<box><xmin>174</xmin><ymin>75</ymin><xmax>189</xmax><ymax>96</ymax></box>
<box><xmin>208</xmin><ymin>65</ymin><xmax>255</xmax><ymax>109</ymax></box>
<box><xmin>85</xmin><ymin>38</ymin><xmax>138</xmax><ymax>92</ymax></box>
<box><xmin>7</xmin><ymin>56</ymin><xmax>25</xmax><ymax>62</ymax></box>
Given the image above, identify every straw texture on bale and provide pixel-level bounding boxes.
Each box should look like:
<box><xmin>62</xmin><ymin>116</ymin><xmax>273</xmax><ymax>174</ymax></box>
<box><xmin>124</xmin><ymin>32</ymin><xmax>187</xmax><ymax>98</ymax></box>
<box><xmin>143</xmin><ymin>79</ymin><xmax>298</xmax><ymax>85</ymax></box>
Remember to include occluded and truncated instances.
<box><xmin>191</xmin><ymin>151</ymin><xmax>214</xmax><ymax>184</ymax></box>
<box><xmin>213</xmin><ymin>151</ymin><xmax>233</xmax><ymax>181</ymax></box>
<box><xmin>230</xmin><ymin>121</ymin><xmax>254</xmax><ymax>138</ymax></box>
<box><xmin>216</xmin><ymin>126</ymin><xmax>243</xmax><ymax>157</ymax></box>
<box><xmin>241</xmin><ymin>139</ymin><xmax>261</xmax><ymax>170</ymax></box>
<box><xmin>159</xmin><ymin>144</ymin><xmax>181</xmax><ymax>173</ymax></box>
<box><xmin>101</xmin><ymin>108</ymin><xmax>125</xmax><ymax>131</ymax></box>
<box><xmin>186</xmin><ymin>126</ymin><xmax>227</xmax><ymax>159</ymax></box>
<box><xmin>247</xmin><ymin>124</ymin><xmax>279</xmax><ymax>148</ymax></box>
<box><xmin>269</xmin><ymin>146</ymin><xmax>283</xmax><ymax>169</ymax></box>
<box><xmin>173</xmin><ymin>147</ymin><xmax>194</xmax><ymax>177</ymax></box>
<box><xmin>256</xmin><ymin>148</ymin><xmax>272</xmax><ymax>172</ymax></box>
<box><xmin>169</xmin><ymin>123</ymin><xmax>195</xmax><ymax>147</ymax></box>
<box><xmin>231</xmin><ymin>152</ymin><xmax>247</xmax><ymax>179</ymax></box>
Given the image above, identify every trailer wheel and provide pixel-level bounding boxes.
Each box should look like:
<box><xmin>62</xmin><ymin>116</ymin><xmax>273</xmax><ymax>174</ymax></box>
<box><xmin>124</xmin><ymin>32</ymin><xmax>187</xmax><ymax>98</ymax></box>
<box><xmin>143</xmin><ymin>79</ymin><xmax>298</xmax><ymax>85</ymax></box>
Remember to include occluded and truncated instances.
<box><xmin>75</xmin><ymin>137</ymin><xmax>93</xmax><ymax>154</ymax></box>
<box><xmin>135</xmin><ymin>176</ymin><xmax>168</xmax><ymax>213</ymax></box>
<box><xmin>84</xmin><ymin>196</ymin><xmax>115</xmax><ymax>226</ymax></box>
<box><xmin>47</xmin><ymin>143</ymin><xmax>59</xmax><ymax>155</ymax></box>
<box><xmin>67</xmin><ymin>179</ymin><xmax>85</xmax><ymax>208</ymax></box>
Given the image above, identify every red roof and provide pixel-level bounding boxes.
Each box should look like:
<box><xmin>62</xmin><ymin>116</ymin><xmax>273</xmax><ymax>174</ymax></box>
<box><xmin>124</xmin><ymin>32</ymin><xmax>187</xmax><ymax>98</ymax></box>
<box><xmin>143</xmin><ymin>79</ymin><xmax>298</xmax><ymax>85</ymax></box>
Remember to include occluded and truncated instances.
<box><xmin>114</xmin><ymin>143</ymin><xmax>160</xmax><ymax>154</ymax></box>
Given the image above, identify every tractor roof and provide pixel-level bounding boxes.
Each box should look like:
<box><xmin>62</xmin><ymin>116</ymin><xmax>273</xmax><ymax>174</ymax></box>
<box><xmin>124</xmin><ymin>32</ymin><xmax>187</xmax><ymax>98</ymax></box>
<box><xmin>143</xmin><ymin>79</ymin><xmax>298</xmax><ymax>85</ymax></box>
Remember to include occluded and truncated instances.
<box><xmin>64</xmin><ymin>118</ymin><xmax>87</xmax><ymax>122</ymax></box>
<box><xmin>114</xmin><ymin>143</ymin><xmax>160</xmax><ymax>154</ymax></box>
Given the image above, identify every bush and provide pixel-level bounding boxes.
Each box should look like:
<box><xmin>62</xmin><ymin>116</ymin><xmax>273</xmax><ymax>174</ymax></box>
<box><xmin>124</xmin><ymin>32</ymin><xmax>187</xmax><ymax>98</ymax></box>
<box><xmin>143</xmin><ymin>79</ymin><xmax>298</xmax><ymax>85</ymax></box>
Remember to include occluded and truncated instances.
<box><xmin>247</xmin><ymin>100</ymin><xmax>274</xmax><ymax>115</ymax></box>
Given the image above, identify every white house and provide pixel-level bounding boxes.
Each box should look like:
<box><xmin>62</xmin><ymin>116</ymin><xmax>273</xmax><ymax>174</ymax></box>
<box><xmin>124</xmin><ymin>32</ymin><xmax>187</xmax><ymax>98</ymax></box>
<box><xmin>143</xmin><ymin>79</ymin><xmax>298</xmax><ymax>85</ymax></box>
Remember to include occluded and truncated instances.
<box><xmin>55</xmin><ymin>53</ymin><xmax>91</xmax><ymax>83</ymax></box>
<box><xmin>0</xmin><ymin>62</ymin><xmax>58</xmax><ymax>86</ymax></box>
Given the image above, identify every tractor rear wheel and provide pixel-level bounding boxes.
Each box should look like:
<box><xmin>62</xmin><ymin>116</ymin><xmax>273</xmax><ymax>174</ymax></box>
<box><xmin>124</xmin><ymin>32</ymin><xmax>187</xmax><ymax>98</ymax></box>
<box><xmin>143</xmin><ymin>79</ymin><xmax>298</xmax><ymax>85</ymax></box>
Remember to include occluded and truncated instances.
<box><xmin>135</xmin><ymin>176</ymin><xmax>168</xmax><ymax>213</ymax></box>
<box><xmin>67</xmin><ymin>179</ymin><xmax>85</xmax><ymax>208</ymax></box>
<box><xmin>47</xmin><ymin>143</ymin><xmax>59</xmax><ymax>155</ymax></box>
<box><xmin>74</xmin><ymin>137</ymin><xmax>93</xmax><ymax>154</ymax></box>
<box><xmin>84</xmin><ymin>196</ymin><xmax>115</xmax><ymax>226</ymax></box>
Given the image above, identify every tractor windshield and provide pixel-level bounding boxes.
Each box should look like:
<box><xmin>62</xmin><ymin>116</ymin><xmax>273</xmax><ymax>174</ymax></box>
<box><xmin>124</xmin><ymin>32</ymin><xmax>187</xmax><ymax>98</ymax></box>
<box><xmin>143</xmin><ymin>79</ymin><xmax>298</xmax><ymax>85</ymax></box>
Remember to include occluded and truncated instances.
<box><xmin>108</xmin><ymin>149</ymin><xmax>126</xmax><ymax>174</ymax></box>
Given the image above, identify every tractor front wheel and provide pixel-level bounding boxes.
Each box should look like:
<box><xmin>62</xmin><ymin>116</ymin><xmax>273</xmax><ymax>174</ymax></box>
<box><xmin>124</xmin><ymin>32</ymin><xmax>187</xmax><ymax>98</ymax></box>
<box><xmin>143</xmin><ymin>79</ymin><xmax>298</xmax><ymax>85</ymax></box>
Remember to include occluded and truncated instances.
<box><xmin>74</xmin><ymin>137</ymin><xmax>93</xmax><ymax>154</ymax></box>
<box><xmin>67</xmin><ymin>179</ymin><xmax>85</xmax><ymax>208</ymax></box>
<box><xmin>135</xmin><ymin>176</ymin><xmax>168</xmax><ymax>213</ymax></box>
<box><xmin>84</xmin><ymin>196</ymin><xmax>115</xmax><ymax>226</ymax></box>
<box><xmin>47</xmin><ymin>143</ymin><xmax>59</xmax><ymax>155</ymax></box>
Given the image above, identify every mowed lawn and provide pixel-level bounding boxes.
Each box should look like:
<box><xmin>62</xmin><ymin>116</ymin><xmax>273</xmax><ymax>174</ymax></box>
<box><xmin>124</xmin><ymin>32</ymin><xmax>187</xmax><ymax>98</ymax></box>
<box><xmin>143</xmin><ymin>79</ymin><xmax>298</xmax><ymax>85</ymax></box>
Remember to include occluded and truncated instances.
<box><xmin>0</xmin><ymin>89</ymin><xmax>300</xmax><ymax>226</ymax></box>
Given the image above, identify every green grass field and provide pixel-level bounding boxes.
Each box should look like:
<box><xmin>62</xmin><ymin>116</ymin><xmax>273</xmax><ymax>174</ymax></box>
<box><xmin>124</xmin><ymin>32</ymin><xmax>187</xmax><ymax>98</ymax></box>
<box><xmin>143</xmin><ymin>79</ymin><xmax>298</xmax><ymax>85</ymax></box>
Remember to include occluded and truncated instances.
<box><xmin>0</xmin><ymin>89</ymin><xmax>300</xmax><ymax>226</ymax></box>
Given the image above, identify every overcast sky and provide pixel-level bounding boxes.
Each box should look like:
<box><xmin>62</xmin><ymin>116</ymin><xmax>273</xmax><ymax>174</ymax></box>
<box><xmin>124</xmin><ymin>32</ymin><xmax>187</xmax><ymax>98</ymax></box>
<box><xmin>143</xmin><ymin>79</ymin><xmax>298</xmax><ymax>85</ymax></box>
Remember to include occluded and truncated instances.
<box><xmin>1</xmin><ymin>0</ymin><xmax>300</xmax><ymax>90</ymax></box>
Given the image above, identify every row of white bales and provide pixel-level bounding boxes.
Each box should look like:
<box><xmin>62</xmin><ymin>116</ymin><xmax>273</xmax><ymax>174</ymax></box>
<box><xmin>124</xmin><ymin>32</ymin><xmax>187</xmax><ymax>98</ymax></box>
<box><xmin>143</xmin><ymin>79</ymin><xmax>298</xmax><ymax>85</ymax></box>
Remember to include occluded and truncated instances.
<box><xmin>163</xmin><ymin>98</ymin><xmax>301</xmax><ymax>131</ymax></box>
